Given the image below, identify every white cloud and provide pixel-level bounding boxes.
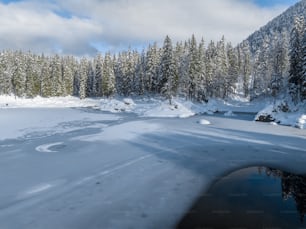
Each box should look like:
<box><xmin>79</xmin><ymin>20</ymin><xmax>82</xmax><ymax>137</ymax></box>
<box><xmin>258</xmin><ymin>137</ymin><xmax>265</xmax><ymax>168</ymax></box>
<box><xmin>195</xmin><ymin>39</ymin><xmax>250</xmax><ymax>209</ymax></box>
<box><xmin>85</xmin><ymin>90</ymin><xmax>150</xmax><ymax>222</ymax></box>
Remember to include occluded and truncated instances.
<box><xmin>0</xmin><ymin>0</ymin><xmax>292</xmax><ymax>55</ymax></box>
<box><xmin>0</xmin><ymin>1</ymin><xmax>102</xmax><ymax>55</ymax></box>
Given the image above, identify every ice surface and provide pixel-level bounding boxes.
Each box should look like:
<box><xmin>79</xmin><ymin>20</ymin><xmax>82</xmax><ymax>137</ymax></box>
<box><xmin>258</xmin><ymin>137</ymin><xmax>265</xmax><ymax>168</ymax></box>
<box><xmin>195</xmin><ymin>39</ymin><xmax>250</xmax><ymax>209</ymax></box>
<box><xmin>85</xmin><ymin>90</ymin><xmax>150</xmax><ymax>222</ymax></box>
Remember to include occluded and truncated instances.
<box><xmin>73</xmin><ymin>121</ymin><xmax>162</xmax><ymax>142</ymax></box>
<box><xmin>0</xmin><ymin>108</ymin><xmax>117</xmax><ymax>140</ymax></box>
<box><xmin>0</xmin><ymin>107</ymin><xmax>305</xmax><ymax>229</ymax></box>
<box><xmin>35</xmin><ymin>142</ymin><xmax>64</xmax><ymax>153</ymax></box>
<box><xmin>0</xmin><ymin>96</ymin><xmax>305</xmax><ymax>228</ymax></box>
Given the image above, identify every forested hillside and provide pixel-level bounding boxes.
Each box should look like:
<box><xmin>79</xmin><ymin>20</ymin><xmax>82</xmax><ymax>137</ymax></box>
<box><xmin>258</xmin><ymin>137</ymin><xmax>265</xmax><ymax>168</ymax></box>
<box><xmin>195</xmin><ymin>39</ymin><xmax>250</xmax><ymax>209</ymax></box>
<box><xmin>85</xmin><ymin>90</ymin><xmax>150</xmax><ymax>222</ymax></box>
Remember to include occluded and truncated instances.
<box><xmin>0</xmin><ymin>0</ymin><xmax>305</xmax><ymax>105</ymax></box>
<box><xmin>241</xmin><ymin>0</ymin><xmax>306</xmax><ymax>103</ymax></box>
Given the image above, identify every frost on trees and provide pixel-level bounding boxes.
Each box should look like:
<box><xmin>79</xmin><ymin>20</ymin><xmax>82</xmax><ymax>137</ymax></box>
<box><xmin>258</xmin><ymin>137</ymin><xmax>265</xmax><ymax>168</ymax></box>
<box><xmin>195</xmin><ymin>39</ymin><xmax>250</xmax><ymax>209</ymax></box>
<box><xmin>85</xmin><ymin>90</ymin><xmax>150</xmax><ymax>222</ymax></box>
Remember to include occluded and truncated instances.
<box><xmin>94</xmin><ymin>54</ymin><xmax>103</xmax><ymax>97</ymax></box>
<box><xmin>0</xmin><ymin>33</ymin><xmax>293</xmax><ymax>102</ymax></box>
<box><xmin>0</xmin><ymin>51</ymin><xmax>12</xmax><ymax>95</ymax></box>
<box><xmin>159</xmin><ymin>35</ymin><xmax>178</xmax><ymax>104</ymax></box>
<box><xmin>102</xmin><ymin>53</ymin><xmax>116</xmax><ymax>97</ymax></box>
<box><xmin>301</xmin><ymin>20</ymin><xmax>306</xmax><ymax>101</ymax></box>
<box><xmin>144</xmin><ymin>43</ymin><xmax>160</xmax><ymax>94</ymax></box>
<box><xmin>78</xmin><ymin>58</ymin><xmax>88</xmax><ymax>100</ymax></box>
<box><xmin>11</xmin><ymin>52</ymin><xmax>26</xmax><ymax>97</ymax></box>
<box><xmin>289</xmin><ymin>15</ymin><xmax>305</xmax><ymax>103</ymax></box>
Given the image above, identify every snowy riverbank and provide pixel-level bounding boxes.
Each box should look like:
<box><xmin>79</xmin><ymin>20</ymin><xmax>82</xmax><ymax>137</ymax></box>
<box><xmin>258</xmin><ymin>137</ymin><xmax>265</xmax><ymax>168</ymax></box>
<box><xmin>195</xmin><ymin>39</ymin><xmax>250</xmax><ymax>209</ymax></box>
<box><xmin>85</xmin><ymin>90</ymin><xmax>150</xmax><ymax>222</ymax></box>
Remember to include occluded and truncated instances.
<box><xmin>1</xmin><ymin>95</ymin><xmax>305</xmax><ymax>129</ymax></box>
<box><xmin>255</xmin><ymin>100</ymin><xmax>306</xmax><ymax>129</ymax></box>
<box><xmin>0</xmin><ymin>94</ymin><xmax>265</xmax><ymax>114</ymax></box>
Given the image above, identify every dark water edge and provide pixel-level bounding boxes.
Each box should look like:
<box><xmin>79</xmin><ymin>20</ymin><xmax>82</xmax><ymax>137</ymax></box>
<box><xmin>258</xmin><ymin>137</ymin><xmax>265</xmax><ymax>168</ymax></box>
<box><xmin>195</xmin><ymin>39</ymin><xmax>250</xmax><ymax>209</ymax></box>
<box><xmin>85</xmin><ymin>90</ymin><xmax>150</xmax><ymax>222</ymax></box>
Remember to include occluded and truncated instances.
<box><xmin>176</xmin><ymin>166</ymin><xmax>306</xmax><ymax>229</ymax></box>
<box><xmin>214</xmin><ymin>111</ymin><xmax>257</xmax><ymax>121</ymax></box>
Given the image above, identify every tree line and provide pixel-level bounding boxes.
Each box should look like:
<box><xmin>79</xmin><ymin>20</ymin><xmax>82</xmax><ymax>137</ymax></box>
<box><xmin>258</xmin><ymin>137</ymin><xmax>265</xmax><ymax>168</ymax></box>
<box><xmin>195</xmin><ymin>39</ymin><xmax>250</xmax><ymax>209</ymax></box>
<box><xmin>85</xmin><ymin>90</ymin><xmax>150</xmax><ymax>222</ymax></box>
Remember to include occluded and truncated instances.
<box><xmin>0</xmin><ymin>27</ymin><xmax>304</xmax><ymax>103</ymax></box>
<box><xmin>288</xmin><ymin>15</ymin><xmax>306</xmax><ymax>103</ymax></box>
<box><xmin>0</xmin><ymin>35</ymin><xmax>246</xmax><ymax>102</ymax></box>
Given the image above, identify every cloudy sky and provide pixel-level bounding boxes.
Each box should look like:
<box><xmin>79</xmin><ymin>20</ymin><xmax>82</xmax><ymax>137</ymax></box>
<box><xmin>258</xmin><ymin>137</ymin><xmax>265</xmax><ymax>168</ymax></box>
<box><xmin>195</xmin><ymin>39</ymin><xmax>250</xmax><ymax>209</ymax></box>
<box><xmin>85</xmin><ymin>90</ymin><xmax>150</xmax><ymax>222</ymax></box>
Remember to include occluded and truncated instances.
<box><xmin>0</xmin><ymin>0</ymin><xmax>300</xmax><ymax>56</ymax></box>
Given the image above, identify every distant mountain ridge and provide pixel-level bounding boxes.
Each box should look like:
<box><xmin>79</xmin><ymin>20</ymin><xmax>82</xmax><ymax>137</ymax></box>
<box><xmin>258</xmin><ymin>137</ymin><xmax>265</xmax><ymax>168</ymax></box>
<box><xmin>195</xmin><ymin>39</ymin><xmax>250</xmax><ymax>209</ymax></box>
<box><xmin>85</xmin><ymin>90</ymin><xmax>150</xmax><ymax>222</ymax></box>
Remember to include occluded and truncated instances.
<box><xmin>235</xmin><ymin>0</ymin><xmax>306</xmax><ymax>101</ymax></box>
<box><xmin>244</xmin><ymin>0</ymin><xmax>306</xmax><ymax>54</ymax></box>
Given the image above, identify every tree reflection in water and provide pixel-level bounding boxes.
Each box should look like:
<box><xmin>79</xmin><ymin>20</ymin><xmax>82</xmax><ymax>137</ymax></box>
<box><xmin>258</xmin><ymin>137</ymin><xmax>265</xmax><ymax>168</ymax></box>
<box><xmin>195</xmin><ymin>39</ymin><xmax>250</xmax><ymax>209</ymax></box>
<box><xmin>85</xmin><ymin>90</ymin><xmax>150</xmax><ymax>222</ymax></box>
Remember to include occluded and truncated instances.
<box><xmin>176</xmin><ymin>166</ymin><xmax>306</xmax><ymax>229</ymax></box>
<box><xmin>263</xmin><ymin>167</ymin><xmax>306</xmax><ymax>223</ymax></box>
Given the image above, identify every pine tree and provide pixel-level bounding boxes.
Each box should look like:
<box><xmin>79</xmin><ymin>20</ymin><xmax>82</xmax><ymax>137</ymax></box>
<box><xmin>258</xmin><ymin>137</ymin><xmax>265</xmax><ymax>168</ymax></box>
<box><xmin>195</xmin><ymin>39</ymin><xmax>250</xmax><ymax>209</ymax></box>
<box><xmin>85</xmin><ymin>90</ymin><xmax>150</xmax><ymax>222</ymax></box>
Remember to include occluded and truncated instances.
<box><xmin>120</xmin><ymin>49</ymin><xmax>137</xmax><ymax>96</ymax></box>
<box><xmin>94</xmin><ymin>54</ymin><xmax>103</xmax><ymax>97</ymax></box>
<box><xmin>251</xmin><ymin>36</ymin><xmax>272</xmax><ymax>99</ymax></box>
<box><xmin>40</xmin><ymin>56</ymin><xmax>53</xmax><ymax>97</ymax></box>
<box><xmin>205</xmin><ymin>41</ymin><xmax>216</xmax><ymax>98</ymax></box>
<box><xmin>289</xmin><ymin>15</ymin><xmax>305</xmax><ymax>103</ymax></box>
<box><xmin>115</xmin><ymin>51</ymin><xmax>129</xmax><ymax>96</ymax></box>
<box><xmin>187</xmin><ymin>34</ymin><xmax>199</xmax><ymax>100</ymax></box>
<box><xmin>270</xmin><ymin>31</ymin><xmax>289</xmax><ymax>97</ymax></box>
<box><xmin>159</xmin><ymin>35</ymin><xmax>178</xmax><ymax>104</ymax></box>
<box><xmin>239</xmin><ymin>42</ymin><xmax>251</xmax><ymax>97</ymax></box>
<box><xmin>86</xmin><ymin>61</ymin><xmax>95</xmax><ymax>97</ymax></box>
<box><xmin>226</xmin><ymin>43</ymin><xmax>239</xmax><ymax>96</ymax></box>
<box><xmin>62</xmin><ymin>56</ymin><xmax>76</xmax><ymax>96</ymax></box>
<box><xmin>78</xmin><ymin>58</ymin><xmax>88</xmax><ymax>99</ymax></box>
<box><xmin>134</xmin><ymin>51</ymin><xmax>146</xmax><ymax>95</ymax></box>
<box><xmin>144</xmin><ymin>43</ymin><xmax>159</xmax><ymax>94</ymax></box>
<box><xmin>196</xmin><ymin>38</ymin><xmax>207</xmax><ymax>101</ymax></box>
<box><xmin>215</xmin><ymin>36</ymin><xmax>229</xmax><ymax>98</ymax></box>
<box><xmin>11</xmin><ymin>51</ymin><xmax>26</xmax><ymax>97</ymax></box>
<box><xmin>25</xmin><ymin>53</ymin><xmax>40</xmax><ymax>98</ymax></box>
<box><xmin>0</xmin><ymin>51</ymin><xmax>12</xmax><ymax>95</ymax></box>
<box><xmin>50</xmin><ymin>54</ymin><xmax>63</xmax><ymax>96</ymax></box>
<box><xmin>102</xmin><ymin>52</ymin><xmax>116</xmax><ymax>97</ymax></box>
<box><xmin>301</xmin><ymin>21</ymin><xmax>306</xmax><ymax>101</ymax></box>
<box><xmin>114</xmin><ymin>53</ymin><xmax>122</xmax><ymax>95</ymax></box>
<box><xmin>174</xmin><ymin>41</ymin><xmax>188</xmax><ymax>97</ymax></box>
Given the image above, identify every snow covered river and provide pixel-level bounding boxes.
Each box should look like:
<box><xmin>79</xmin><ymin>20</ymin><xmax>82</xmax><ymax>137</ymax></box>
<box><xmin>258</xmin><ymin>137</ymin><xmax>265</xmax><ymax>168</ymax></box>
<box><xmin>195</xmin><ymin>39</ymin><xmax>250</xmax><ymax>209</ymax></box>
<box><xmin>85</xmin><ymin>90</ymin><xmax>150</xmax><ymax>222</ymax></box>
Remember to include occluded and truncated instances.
<box><xmin>0</xmin><ymin>108</ymin><xmax>306</xmax><ymax>229</ymax></box>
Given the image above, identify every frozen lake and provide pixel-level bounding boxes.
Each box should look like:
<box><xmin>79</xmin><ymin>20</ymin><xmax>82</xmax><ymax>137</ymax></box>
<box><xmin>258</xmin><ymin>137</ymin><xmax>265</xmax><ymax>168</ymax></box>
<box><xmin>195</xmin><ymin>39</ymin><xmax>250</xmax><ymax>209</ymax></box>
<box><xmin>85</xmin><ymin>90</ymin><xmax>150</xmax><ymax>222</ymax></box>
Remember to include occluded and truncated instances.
<box><xmin>0</xmin><ymin>108</ymin><xmax>306</xmax><ymax>229</ymax></box>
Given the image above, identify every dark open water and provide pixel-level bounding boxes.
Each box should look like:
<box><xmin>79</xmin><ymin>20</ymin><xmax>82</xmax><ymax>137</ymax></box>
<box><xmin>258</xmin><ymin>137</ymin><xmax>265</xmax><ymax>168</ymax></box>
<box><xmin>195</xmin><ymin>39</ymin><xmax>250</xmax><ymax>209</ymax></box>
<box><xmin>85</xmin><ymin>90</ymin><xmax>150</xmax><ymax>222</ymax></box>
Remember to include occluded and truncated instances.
<box><xmin>177</xmin><ymin>166</ymin><xmax>306</xmax><ymax>229</ymax></box>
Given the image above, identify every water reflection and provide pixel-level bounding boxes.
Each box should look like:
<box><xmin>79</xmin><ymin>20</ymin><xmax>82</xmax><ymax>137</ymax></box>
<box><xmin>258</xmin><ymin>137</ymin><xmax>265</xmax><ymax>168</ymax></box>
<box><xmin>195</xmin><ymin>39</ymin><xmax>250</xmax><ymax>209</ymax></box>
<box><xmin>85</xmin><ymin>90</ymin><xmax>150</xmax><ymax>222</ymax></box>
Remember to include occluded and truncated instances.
<box><xmin>263</xmin><ymin>167</ymin><xmax>306</xmax><ymax>223</ymax></box>
<box><xmin>176</xmin><ymin>166</ymin><xmax>306</xmax><ymax>229</ymax></box>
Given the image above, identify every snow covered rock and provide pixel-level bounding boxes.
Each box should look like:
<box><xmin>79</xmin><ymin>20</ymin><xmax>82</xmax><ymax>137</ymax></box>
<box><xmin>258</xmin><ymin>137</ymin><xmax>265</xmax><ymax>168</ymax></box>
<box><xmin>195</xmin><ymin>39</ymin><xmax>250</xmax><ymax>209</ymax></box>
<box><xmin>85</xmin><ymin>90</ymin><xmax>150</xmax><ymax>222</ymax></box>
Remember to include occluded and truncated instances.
<box><xmin>295</xmin><ymin>115</ymin><xmax>306</xmax><ymax>129</ymax></box>
<box><xmin>123</xmin><ymin>98</ymin><xmax>135</xmax><ymax>106</ymax></box>
<box><xmin>255</xmin><ymin>101</ymin><xmax>306</xmax><ymax>129</ymax></box>
<box><xmin>255</xmin><ymin>105</ymin><xmax>276</xmax><ymax>122</ymax></box>
<box><xmin>199</xmin><ymin>119</ymin><xmax>211</xmax><ymax>125</ymax></box>
<box><xmin>255</xmin><ymin>114</ymin><xmax>276</xmax><ymax>122</ymax></box>
<box><xmin>142</xmin><ymin>99</ymin><xmax>195</xmax><ymax>118</ymax></box>
<box><xmin>99</xmin><ymin>98</ymin><xmax>135</xmax><ymax>113</ymax></box>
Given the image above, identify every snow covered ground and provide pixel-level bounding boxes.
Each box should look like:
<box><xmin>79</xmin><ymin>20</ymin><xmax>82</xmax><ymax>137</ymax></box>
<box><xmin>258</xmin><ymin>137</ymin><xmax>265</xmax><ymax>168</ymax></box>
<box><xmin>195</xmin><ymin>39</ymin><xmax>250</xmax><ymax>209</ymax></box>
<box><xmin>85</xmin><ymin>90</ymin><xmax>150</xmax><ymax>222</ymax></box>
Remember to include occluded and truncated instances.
<box><xmin>2</xmin><ymin>94</ymin><xmax>304</xmax><ymax>130</ymax></box>
<box><xmin>0</xmin><ymin>95</ymin><xmax>306</xmax><ymax>228</ymax></box>
<box><xmin>0</xmin><ymin>94</ymin><xmax>269</xmax><ymax>116</ymax></box>
<box><xmin>0</xmin><ymin>95</ymin><xmax>101</xmax><ymax>109</ymax></box>
<box><xmin>0</xmin><ymin>108</ymin><xmax>119</xmax><ymax>140</ymax></box>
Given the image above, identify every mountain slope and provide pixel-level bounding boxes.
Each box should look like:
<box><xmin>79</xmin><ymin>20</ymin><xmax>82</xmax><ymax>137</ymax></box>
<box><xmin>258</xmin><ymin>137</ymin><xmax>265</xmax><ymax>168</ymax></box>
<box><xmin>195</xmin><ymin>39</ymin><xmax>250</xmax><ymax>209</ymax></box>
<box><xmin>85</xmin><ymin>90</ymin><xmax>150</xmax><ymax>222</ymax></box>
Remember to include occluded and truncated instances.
<box><xmin>245</xmin><ymin>0</ymin><xmax>306</xmax><ymax>54</ymax></box>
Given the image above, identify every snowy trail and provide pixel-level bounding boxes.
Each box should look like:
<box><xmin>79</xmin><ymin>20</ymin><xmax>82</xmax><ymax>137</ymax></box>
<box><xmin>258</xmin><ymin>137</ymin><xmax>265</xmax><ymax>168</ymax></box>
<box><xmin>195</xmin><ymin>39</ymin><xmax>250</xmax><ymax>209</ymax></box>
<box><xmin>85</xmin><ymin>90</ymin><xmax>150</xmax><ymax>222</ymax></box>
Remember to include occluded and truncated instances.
<box><xmin>0</xmin><ymin>109</ymin><xmax>305</xmax><ymax>229</ymax></box>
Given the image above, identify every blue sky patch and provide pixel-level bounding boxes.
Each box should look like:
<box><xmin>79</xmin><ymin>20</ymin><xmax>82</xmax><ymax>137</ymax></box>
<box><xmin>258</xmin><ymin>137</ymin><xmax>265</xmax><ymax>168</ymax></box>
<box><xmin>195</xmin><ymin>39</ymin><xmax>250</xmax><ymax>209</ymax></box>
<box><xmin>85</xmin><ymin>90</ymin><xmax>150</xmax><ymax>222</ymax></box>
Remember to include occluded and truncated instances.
<box><xmin>0</xmin><ymin>0</ymin><xmax>22</xmax><ymax>4</ymax></box>
<box><xmin>253</xmin><ymin>0</ymin><xmax>299</xmax><ymax>7</ymax></box>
